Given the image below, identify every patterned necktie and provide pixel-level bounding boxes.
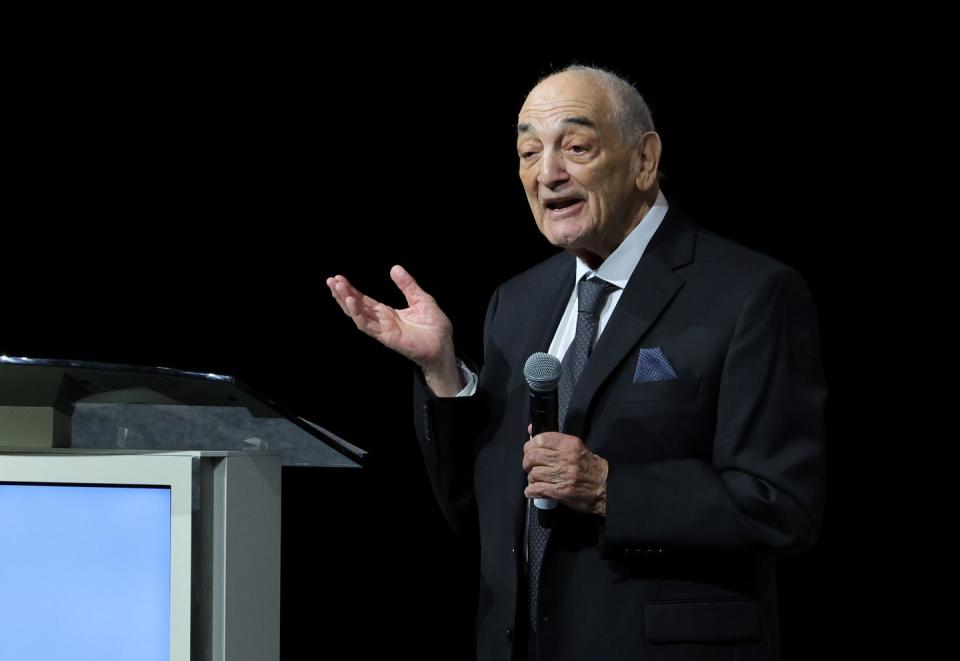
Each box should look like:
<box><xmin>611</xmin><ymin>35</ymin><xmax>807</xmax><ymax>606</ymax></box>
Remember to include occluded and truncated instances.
<box><xmin>527</xmin><ymin>275</ymin><xmax>618</xmax><ymax>630</ymax></box>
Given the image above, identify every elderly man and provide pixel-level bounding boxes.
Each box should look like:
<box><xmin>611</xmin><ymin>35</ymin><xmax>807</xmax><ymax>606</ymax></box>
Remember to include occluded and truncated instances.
<box><xmin>327</xmin><ymin>65</ymin><xmax>827</xmax><ymax>661</ymax></box>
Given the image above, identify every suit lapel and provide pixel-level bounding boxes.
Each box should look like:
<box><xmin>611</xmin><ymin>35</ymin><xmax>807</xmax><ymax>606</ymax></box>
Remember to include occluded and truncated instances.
<box><xmin>521</xmin><ymin>256</ymin><xmax>577</xmax><ymax>366</ymax></box>
<box><xmin>562</xmin><ymin>207</ymin><xmax>698</xmax><ymax>441</ymax></box>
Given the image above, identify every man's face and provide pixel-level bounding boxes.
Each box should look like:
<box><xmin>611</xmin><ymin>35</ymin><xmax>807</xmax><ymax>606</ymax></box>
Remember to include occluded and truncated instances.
<box><xmin>517</xmin><ymin>72</ymin><xmax>644</xmax><ymax>261</ymax></box>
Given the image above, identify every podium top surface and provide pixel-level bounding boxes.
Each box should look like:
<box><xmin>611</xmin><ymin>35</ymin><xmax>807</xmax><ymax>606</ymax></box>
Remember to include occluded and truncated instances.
<box><xmin>0</xmin><ymin>355</ymin><xmax>365</xmax><ymax>468</ymax></box>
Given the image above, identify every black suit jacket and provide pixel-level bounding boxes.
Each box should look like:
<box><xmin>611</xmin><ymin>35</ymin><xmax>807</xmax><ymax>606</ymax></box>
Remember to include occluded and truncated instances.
<box><xmin>413</xmin><ymin>205</ymin><xmax>827</xmax><ymax>661</ymax></box>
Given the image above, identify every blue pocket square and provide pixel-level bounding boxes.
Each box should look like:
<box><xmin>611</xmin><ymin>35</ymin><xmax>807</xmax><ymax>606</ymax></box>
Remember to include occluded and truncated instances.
<box><xmin>633</xmin><ymin>347</ymin><xmax>678</xmax><ymax>383</ymax></box>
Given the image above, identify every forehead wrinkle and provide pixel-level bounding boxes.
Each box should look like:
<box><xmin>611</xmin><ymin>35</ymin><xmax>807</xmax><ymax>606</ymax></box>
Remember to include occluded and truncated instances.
<box><xmin>520</xmin><ymin>100</ymin><xmax>599</xmax><ymax>120</ymax></box>
<box><xmin>518</xmin><ymin>108</ymin><xmax>604</xmax><ymax>139</ymax></box>
<box><xmin>518</xmin><ymin>96</ymin><xmax>609</xmax><ymax>135</ymax></box>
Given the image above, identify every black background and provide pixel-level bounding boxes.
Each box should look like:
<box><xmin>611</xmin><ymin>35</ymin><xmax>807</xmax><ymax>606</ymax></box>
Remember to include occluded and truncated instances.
<box><xmin>3</xmin><ymin>35</ymin><xmax>882</xmax><ymax>659</ymax></box>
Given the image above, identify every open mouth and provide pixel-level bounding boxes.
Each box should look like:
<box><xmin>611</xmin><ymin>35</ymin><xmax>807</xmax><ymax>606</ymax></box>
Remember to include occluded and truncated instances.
<box><xmin>544</xmin><ymin>197</ymin><xmax>586</xmax><ymax>217</ymax></box>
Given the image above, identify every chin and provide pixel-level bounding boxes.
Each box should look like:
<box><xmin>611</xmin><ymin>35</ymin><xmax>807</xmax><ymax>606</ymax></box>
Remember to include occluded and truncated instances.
<box><xmin>546</xmin><ymin>234</ymin><xmax>582</xmax><ymax>251</ymax></box>
<box><xmin>547</xmin><ymin>224</ymin><xmax>589</xmax><ymax>248</ymax></box>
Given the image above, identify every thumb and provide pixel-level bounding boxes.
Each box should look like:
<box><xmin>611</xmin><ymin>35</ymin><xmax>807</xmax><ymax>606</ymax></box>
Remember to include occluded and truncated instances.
<box><xmin>528</xmin><ymin>423</ymin><xmax>533</xmax><ymax>437</ymax></box>
<box><xmin>390</xmin><ymin>264</ymin><xmax>431</xmax><ymax>307</ymax></box>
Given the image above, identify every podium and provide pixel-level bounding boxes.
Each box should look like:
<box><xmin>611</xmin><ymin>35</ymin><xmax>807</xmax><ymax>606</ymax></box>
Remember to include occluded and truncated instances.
<box><xmin>0</xmin><ymin>356</ymin><xmax>365</xmax><ymax>661</ymax></box>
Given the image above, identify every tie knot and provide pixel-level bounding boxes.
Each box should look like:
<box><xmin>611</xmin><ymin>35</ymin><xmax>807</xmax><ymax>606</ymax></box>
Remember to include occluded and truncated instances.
<box><xmin>577</xmin><ymin>277</ymin><xmax>617</xmax><ymax>317</ymax></box>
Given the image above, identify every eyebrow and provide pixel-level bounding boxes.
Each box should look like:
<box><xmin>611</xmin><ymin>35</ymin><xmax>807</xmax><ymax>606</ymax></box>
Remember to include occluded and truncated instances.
<box><xmin>517</xmin><ymin>116</ymin><xmax>598</xmax><ymax>136</ymax></box>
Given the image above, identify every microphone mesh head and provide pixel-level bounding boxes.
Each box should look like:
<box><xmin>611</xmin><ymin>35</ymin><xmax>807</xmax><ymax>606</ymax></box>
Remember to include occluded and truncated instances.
<box><xmin>524</xmin><ymin>352</ymin><xmax>562</xmax><ymax>391</ymax></box>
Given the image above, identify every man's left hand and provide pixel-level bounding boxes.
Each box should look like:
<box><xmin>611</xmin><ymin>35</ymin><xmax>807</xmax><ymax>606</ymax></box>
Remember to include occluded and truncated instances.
<box><xmin>523</xmin><ymin>424</ymin><xmax>608</xmax><ymax>516</ymax></box>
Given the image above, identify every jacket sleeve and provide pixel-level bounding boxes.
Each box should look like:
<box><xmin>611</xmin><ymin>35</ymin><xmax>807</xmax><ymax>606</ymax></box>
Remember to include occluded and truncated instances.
<box><xmin>412</xmin><ymin>287</ymin><xmax>501</xmax><ymax>538</ymax></box>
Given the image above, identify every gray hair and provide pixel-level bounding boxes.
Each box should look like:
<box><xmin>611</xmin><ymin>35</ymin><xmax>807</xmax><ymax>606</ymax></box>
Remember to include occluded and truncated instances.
<box><xmin>541</xmin><ymin>64</ymin><xmax>656</xmax><ymax>146</ymax></box>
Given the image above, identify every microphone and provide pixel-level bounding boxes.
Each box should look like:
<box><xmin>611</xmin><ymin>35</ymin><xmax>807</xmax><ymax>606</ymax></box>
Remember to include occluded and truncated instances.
<box><xmin>523</xmin><ymin>352</ymin><xmax>561</xmax><ymax>510</ymax></box>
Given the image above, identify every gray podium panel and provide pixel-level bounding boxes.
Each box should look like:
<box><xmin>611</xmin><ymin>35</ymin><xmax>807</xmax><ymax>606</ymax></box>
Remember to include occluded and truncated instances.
<box><xmin>0</xmin><ymin>449</ymin><xmax>281</xmax><ymax>661</ymax></box>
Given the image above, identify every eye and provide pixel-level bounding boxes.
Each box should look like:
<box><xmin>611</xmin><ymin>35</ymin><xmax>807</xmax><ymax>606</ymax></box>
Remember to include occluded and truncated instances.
<box><xmin>568</xmin><ymin>144</ymin><xmax>588</xmax><ymax>154</ymax></box>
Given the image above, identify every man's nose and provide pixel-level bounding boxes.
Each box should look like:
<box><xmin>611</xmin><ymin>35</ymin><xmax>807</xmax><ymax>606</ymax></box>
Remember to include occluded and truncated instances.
<box><xmin>537</xmin><ymin>148</ymin><xmax>570</xmax><ymax>188</ymax></box>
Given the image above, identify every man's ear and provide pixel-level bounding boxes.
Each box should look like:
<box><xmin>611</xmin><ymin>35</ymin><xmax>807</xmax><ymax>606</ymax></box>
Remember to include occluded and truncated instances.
<box><xmin>634</xmin><ymin>131</ymin><xmax>662</xmax><ymax>192</ymax></box>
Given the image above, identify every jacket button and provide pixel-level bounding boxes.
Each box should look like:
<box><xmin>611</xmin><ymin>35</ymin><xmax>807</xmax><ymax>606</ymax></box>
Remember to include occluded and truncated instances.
<box><xmin>511</xmin><ymin>545</ymin><xmax>517</xmax><ymax>554</ymax></box>
<box><xmin>505</xmin><ymin>626</ymin><xmax>513</xmax><ymax>642</ymax></box>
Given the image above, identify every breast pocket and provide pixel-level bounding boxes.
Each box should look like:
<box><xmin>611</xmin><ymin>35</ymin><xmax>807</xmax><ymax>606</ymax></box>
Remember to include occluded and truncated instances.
<box><xmin>614</xmin><ymin>377</ymin><xmax>702</xmax><ymax>403</ymax></box>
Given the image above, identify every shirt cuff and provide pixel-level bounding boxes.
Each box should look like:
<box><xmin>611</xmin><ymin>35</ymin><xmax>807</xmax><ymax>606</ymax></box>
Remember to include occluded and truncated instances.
<box><xmin>455</xmin><ymin>359</ymin><xmax>478</xmax><ymax>397</ymax></box>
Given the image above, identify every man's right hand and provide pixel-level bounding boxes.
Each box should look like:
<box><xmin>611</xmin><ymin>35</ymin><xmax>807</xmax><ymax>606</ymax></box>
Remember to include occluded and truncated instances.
<box><xmin>326</xmin><ymin>265</ymin><xmax>464</xmax><ymax>396</ymax></box>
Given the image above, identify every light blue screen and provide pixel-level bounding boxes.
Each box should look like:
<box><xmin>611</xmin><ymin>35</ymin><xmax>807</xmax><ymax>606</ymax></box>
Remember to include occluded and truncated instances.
<box><xmin>0</xmin><ymin>484</ymin><xmax>171</xmax><ymax>661</ymax></box>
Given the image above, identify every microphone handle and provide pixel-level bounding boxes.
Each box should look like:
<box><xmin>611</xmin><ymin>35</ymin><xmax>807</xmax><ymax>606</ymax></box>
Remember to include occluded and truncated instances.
<box><xmin>529</xmin><ymin>390</ymin><xmax>560</xmax><ymax>510</ymax></box>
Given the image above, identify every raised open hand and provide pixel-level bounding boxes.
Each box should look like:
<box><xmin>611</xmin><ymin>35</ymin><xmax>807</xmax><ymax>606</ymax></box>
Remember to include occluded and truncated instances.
<box><xmin>326</xmin><ymin>265</ymin><xmax>455</xmax><ymax>373</ymax></box>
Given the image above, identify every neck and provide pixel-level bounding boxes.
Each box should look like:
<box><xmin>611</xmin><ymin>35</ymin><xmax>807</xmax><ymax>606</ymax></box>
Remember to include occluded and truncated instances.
<box><xmin>569</xmin><ymin>186</ymin><xmax>660</xmax><ymax>270</ymax></box>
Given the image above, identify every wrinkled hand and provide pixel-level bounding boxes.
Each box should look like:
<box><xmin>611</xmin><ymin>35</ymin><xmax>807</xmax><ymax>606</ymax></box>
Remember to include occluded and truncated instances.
<box><xmin>523</xmin><ymin>423</ymin><xmax>609</xmax><ymax>516</ymax></box>
<box><xmin>326</xmin><ymin>265</ymin><xmax>454</xmax><ymax>370</ymax></box>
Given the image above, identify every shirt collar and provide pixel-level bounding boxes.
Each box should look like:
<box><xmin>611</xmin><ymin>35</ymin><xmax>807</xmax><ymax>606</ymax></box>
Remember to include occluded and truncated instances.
<box><xmin>575</xmin><ymin>188</ymin><xmax>669</xmax><ymax>288</ymax></box>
